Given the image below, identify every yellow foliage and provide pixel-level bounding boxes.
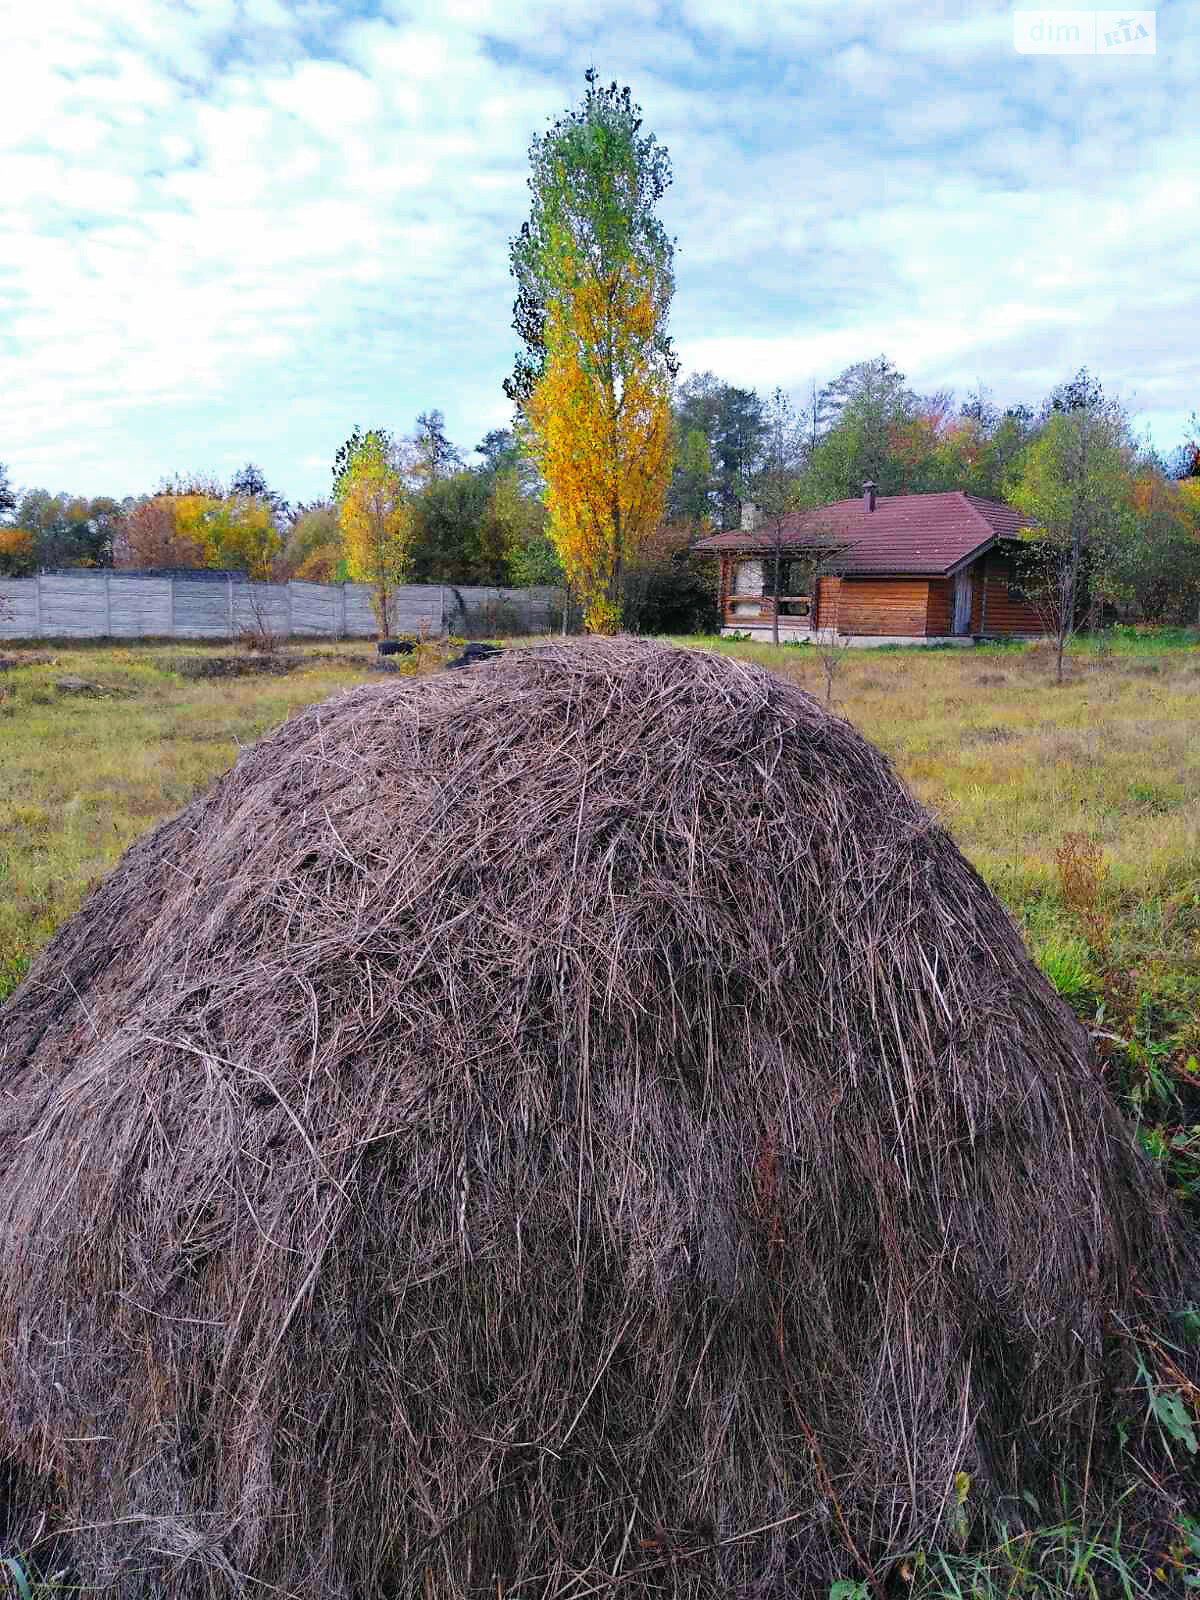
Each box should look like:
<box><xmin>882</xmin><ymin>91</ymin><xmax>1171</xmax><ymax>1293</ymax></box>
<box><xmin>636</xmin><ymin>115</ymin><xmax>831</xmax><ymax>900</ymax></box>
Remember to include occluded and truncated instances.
<box><xmin>524</xmin><ymin>248</ymin><xmax>673</xmax><ymax>630</ymax></box>
<box><xmin>0</xmin><ymin>526</ymin><xmax>35</xmax><ymax>577</ymax></box>
<box><xmin>294</xmin><ymin>543</ymin><xmax>344</xmax><ymax>583</ymax></box>
<box><xmin>338</xmin><ymin>436</ymin><xmax>414</xmax><ymax>636</ymax></box>
<box><xmin>1178</xmin><ymin>478</ymin><xmax>1200</xmax><ymax>527</ymax></box>
<box><xmin>173</xmin><ymin>492</ymin><xmax>281</xmax><ymax>580</ymax></box>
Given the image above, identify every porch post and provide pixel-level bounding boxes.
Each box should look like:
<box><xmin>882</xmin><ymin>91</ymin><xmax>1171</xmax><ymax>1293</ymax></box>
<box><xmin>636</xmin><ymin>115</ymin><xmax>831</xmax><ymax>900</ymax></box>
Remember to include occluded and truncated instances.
<box><xmin>978</xmin><ymin>557</ymin><xmax>989</xmax><ymax>638</ymax></box>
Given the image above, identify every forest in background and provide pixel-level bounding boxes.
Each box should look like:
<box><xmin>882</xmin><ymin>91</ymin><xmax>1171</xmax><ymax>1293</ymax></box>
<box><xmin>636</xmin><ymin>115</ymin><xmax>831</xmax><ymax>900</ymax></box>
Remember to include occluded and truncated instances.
<box><xmin>3</xmin><ymin>358</ymin><xmax>1199</xmax><ymax>636</ymax></box>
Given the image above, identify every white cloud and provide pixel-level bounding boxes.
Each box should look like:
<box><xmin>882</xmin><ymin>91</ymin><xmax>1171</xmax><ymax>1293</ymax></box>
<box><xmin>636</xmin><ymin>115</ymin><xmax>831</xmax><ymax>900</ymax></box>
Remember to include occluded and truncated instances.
<box><xmin>1</xmin><ymin>0</ymin><xmax>1197</xmax><ymax>504</ymax></box>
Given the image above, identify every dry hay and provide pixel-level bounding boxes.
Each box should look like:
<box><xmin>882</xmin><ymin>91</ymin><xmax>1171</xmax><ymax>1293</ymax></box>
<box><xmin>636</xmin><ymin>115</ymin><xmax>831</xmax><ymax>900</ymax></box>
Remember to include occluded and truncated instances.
<box><xmin>0</xmin><ymin>638</ymin><xmax>1195</xmax><ymax>1599</ymax></box>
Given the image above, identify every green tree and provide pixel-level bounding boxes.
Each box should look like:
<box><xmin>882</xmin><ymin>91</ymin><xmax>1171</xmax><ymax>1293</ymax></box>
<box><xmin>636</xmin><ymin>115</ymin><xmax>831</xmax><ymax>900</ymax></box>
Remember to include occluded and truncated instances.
<box><xmin>1011</xmin><ymin>375</ymin><xmax>1137</xmax><ymax>681</ymax></box>
<box><xmin>412</xmin><ymin>410</ymin><xmax>464</xmax><ymax>487</ymax></box>
<box><xmin>664</xmin><ymin>373</ymin><xmax>769</xmax><ymax>530</ymax></box>
<box><xmin>505</xmin><ymin>71</ymin><xmax>676</xmax><ymax>409</ymax></box>
<box><xmin>281</xmin><ymin>502</ymin><xmax>342</xmax><ymax>583</ymax></box>
<box><xmin>230</xmin><ymin>461</ymin><xmax>291</xmax><ymax>527</ymax></box>
<box><xmin>489</xmin><ymin>467</ymin><xmax>555</xmax><ymax>587</ymax></box>
<box><xmin>474</xmin><ymin>429</ymin><xmax>523</xmax><ymax>479</ymax></box>
<box><xmin>333</xmin><ymin>427</ymin><xmax>395</xmax><ymax>501</ymax></box>
<box><xmin>0</xmin><ymin>461</ymin><xmax>15</xmax><ymax>518</ymax></box>
<box><xmin>668</xmin><ymin>371</ymin><xmax>771</xmax><ymax>528</ymax></box>
<box><xmin>670</xmin><ymin>423</ymin><xmax>713</xmax><ymax>527</ymax></box>
<box><xmin>796</xmin><ymin>356</ymin><xmax>925</xmax><ymax>503</ymax></box>
<box><xmin>10</xmin><ymin>490</ymin><xmax>122</xmax><ymax>569</ymax></box>
<box><xmin>408</xmin><ymin>470</ymin><xmax>491</xmax><ymax>583</ymax></box>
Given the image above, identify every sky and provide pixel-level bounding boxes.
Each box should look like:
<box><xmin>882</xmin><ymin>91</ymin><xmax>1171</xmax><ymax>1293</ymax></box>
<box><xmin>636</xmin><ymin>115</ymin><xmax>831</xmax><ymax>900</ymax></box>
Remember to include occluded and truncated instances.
<box><xmin>3</xmin><ymin>0</ymin><xmax>1198</xmax><ymax>508</ymax></box>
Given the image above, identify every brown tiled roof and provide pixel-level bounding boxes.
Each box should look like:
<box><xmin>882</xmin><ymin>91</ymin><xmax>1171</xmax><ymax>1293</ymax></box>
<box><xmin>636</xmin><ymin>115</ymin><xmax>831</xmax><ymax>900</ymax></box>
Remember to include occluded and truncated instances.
<box><xmin>690</xmin><ymin>491</ymin><xmax>1034</xmax><ymax>576</ymax></box>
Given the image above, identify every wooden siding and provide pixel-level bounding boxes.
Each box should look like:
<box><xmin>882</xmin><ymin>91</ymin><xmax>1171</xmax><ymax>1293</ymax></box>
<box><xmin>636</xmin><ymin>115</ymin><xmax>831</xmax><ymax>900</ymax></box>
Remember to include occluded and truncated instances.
<box><xmin>926</xmin><ymin>579</ymin><xmax>952</xmax><ymax>636</ymax></box>
<box><xmin>814</xmin><ymin>575</ymin><xmax>841</xmax><ymax>632</ymax></box>
<box><xmin>835</xmin><ymin>578</ymin><xmax>931</xmax><ymax>636</ymax></box>
<box><xmin>969</xmin><ymin>553</ymin><xmax>1045</xmax><ymax>636</ymax></box>
<box><xmin>719</xmin><ymin>555</ymin><xmax>1045</xmax><ymax>638</ymax></box>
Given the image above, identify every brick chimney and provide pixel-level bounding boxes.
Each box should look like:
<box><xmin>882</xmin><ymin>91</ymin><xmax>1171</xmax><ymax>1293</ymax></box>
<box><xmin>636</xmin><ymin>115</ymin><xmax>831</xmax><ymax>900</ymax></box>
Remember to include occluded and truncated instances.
<box><xmin>862</xmin><ymin>481</ymin><xmax>877</xmax><ymax>512</ymax></box>
<box><xmin>740</xmin><ymin>500</ymin><xmax>760</xmax><ymax>532</ymax></box>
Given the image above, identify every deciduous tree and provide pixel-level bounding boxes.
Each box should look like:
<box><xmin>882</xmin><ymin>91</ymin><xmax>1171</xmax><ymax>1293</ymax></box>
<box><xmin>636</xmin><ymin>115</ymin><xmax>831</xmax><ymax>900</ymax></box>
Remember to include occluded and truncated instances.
<box><xmin>0</xmin><ymin>461</ymin><xmax>15</xmax><ymax>518</ymax></box>
<box><xmin>0</xmin><ymin>527</ymin><xmax>34</xmax><ymax>576</ymax></box>
<box><xmin>488</xmin><ymin>466</ymin><xmax>555</xmax><ymax>586</ymax></box>
<box><xmin>412</xmin><ymin>410</ymin><xmax>464</xmax><ymax>488</ymax></box>
<box><xmin>338</xmin><ymin>433</ymin><xmax>414</xmax><ymax>638</ymax></box>
<box><xmin>230</xmin><ymin>461</ymin><xmax>291</xmax><ymax>527</ymax></box>
<box><xmin>1122</xmin><ymin>468</ymin><xmax>1200</xmax><ymax>621</ymax></box>
<box><xmin>8</xmin><ymin>490</ymin><xmax>122</xmax><ymax>568</ymax></box>
<box><xmin>1011</xmin><ymin>376</ymin><xmax>1137</xmax><ymax>681</ymax></box>
<box><xmin>114</xmin><ymin>494</ymin><xmax>202</xmax><ymax>569</ymax></box>
<box><xmin>511</xmin><ymin>72</ymin><xmax>677</xmax><ymax>632</ymax></box>
<box><xmin>283</xmin><ymin>503</ymin><xmax>343</xmax><ymax>583</ymax></box>
<box><xmin>526</xmin><ymin>248</ymin><xmax>674</xmax><ymax>632</ymax></box>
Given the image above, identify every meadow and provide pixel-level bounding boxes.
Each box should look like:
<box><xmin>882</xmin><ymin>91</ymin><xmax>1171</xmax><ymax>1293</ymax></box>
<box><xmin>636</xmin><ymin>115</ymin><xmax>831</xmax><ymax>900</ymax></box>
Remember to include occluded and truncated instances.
<box><xmin>7</xmin><ymin>630</ymin><xmax>1196</xmax><ymax>1032</ymax></box>
<box><xmin>5</xmin><ymin>627</ymin><xmax>1198</xmax><ymax>1193</ymax></box>
<box><xmin>2</xmin><ymin>630</ymin><xmax>1199</xmax><ymax>1596</ymax></box>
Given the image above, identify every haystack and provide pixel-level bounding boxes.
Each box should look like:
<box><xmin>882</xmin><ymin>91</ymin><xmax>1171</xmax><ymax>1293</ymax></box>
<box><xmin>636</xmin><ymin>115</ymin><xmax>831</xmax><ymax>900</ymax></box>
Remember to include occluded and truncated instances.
<box><xmin>0</xmin><ymin>639</ymin><xmax>1194</xmax><ymax>1598</ymax></box>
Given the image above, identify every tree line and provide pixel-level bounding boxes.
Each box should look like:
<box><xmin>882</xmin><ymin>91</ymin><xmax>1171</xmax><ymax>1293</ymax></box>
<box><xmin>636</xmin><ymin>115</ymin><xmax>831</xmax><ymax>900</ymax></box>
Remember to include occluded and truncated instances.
<box><xmin>3</xmin><ymin>72</ymin><xmax>1199</xmax><ymax>637</ymax></box>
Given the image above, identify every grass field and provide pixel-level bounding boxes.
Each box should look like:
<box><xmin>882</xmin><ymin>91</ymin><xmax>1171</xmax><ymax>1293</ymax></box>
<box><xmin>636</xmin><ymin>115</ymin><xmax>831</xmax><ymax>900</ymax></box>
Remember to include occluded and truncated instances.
<box><xmin>4</xmin><ymin>630</ymin><xmax>1199</xmax><ymax>1041</ymax></box>
<box><xmin>1</xmin><ymin>628</ymin><xmax>1198</xmax><ymax>1597</ymax></box>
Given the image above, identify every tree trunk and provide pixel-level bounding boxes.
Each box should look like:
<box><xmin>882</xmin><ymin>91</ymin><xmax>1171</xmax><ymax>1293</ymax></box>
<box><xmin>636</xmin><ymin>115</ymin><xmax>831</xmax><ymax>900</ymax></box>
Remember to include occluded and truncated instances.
<box><xmin>1059</xmin><ymin>533</ymin><xmax>1082</xmax><ymax>682</ymax></box>
<box><xmin>771</xmin><ymin>543</ymin><xmax>780</xmax><ymax>648</ymax></box>
<box><xmin>604</xmin><ymin>493</ymin><xmax>623</xmax><ymax>629</ymax></box>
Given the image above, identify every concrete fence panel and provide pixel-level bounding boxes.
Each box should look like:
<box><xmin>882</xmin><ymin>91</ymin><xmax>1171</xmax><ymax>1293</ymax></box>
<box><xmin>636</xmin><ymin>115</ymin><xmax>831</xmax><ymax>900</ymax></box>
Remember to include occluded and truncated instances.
<box><xmin>0</xmin><ymin>579</ymin><xmax>41</xmax><ymax>639</ymax></box>
<box><xmin>0</xmin><ymin>574</ymin><xmax>562</xmax><ymax>643</ymax></box>
<box><xmin>109</xmin><ymin>577</ymin><xmax>173</xmax><ymax>638</ymax></box>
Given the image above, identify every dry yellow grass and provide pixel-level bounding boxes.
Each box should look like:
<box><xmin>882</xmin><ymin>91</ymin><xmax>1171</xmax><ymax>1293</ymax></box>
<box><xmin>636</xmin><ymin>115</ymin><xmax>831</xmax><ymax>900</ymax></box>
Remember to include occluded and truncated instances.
<box><xmin>0</xmin><ymin>643</ymin><xmax>377</xmax><ymax>996</ymax></box>
<box><xmin>2</xmin><ymin>636</ymin><xmax>1199</xmax><ymax>1034</ymax></box>
<box><xmin>679</xmin><ymin>636</ymin><xmax>1200</xmax><ymax>1043</ymax></box>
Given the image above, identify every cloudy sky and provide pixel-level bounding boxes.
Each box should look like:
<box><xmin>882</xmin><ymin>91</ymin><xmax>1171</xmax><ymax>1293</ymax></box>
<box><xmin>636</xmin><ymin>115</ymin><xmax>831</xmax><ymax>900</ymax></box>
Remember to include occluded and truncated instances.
<box><xmin>3</xmin><ymin>0</ymin><xmax>1196</xmax><ymax>507</ymax></box>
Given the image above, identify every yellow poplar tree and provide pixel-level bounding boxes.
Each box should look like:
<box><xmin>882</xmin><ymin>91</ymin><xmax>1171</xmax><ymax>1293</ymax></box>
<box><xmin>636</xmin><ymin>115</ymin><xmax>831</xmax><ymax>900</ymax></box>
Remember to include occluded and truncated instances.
<box><xmin>507</xmin><ymin>71</ymin><xmax>679</xmax><ymax>634</ymax></box>
<box><xmin>526</xmin><ymin>249</ymin><xmax>672</xmax><ymax>631</ymax></box>
<box><xmin>338</xmin><ymin>432</ymin><xmax>413</xmax><ymax>638</ymax></box>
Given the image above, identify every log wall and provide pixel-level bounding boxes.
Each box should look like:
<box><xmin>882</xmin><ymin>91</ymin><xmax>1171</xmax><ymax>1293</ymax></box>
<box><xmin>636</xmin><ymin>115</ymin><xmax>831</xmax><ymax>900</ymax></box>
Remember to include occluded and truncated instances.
<box><xmin>834</xmin><ymin>578</ymin><xmax>931</xmax><ymax>636</ymax></box>
<box><xmin>970</xmin><ymin>554</ymin><xmax>1045</xmax><ymax>636</ymax></box>
<box><xmin>926</xmin><ymin>580</ymin><xmax>952</xmax><ymax>635</ymax></box>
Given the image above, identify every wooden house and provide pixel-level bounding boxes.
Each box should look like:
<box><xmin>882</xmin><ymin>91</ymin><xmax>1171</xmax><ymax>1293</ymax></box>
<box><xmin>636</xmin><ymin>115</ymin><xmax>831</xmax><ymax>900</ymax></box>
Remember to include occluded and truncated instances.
<box><xmin>691</xmin><ymin>485</ymin><xmax>1046</xmax><ymax>644</ymax></box>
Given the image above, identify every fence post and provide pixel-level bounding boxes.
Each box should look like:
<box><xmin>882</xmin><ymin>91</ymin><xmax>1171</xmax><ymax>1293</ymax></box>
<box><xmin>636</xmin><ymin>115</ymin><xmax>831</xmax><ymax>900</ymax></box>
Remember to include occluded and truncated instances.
<box><xmin>286</xmin><ymin>582</ymin><xmax>293</xmax><ymax>641</ymax></box>
<box><xmin>35</xmin><ymin>573</ymin><xmax>42</xmax><ymax>637</ymax></box>
<box><xmin>104</xmin><ymin>573</ymin><xmax>112</xmax><ymax>638</ymax></box>
<box><xmin>339</xmin><ymin>584</ymin><xmax>347</xmax><ymax>640</ymax></box>
<box><xmin>227</xmin><ymin>576</ymin><xmax>234</xmax><ymax>639</ymax></box>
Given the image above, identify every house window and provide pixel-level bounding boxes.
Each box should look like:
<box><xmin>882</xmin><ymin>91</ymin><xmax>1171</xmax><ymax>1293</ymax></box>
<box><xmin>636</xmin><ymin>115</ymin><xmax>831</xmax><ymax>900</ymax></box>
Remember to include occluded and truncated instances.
<box><xmin>1005</xmin><ymin>560</ymin><xmax>1029</xmax><ymax>603</ymax></box>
